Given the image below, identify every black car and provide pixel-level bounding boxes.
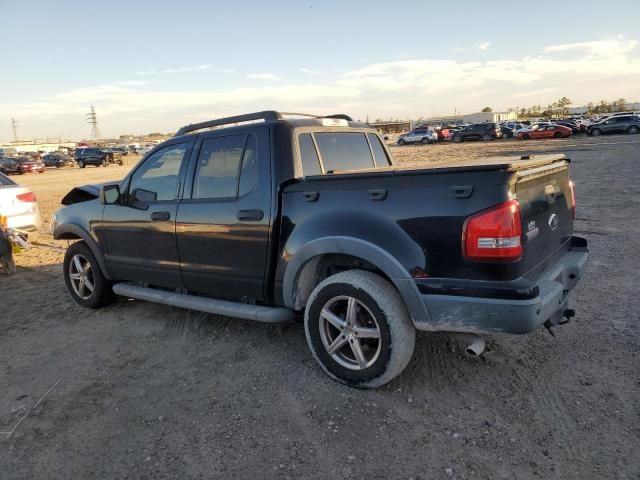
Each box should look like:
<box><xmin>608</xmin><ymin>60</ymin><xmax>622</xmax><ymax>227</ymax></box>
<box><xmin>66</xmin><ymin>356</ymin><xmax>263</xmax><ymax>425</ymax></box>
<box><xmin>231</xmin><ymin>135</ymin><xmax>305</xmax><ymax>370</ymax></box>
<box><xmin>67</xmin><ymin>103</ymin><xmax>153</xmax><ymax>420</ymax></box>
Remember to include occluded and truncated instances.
<box><xmin>451</xmin><ymin>123</ymin><xmax>502</xmax><ymax>142</ymax></box>
<box><xmin>42</xmin><ymin>153</ymin><xmax>74</xmax><ymax>168</ymax></box>
<box><xmin>74</xmin><ymin>147</ymin><xmax>123</xmax><ymax>167</ymax></box>
<box><xmin>52</xmin><ymin>110</ymin><xmax>588</xmax><ymax>388</ymax></box>
<box><xmin>555</xmin><ymin>121</ymin><xmax>581</xmax><ymax>134</ymax></box>
<box><xmin>587</xmin><ymin>116</ymin><xmax>640</xmax><ymax>136</ymax></box>
<box><xmin>500</xmin><ymin>126</ymin><xmax>515</xmax><ymax>138</ymax></box>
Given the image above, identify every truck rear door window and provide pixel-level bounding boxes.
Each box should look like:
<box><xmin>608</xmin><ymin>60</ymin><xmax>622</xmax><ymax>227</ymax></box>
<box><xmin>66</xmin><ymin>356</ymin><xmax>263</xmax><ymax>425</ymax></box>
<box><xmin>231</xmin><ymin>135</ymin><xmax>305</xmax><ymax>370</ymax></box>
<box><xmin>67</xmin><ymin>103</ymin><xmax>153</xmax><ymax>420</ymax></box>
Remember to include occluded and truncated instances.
<box><xmin>314</xmin><ymin>132</ymin><xmax>375</xmax><ymax>172</ymax></box>
<box><xmin>367</xmin><ymin>133</ymin><xmax>391</xmax><ymax>166</ymax></box>
<box><xmin>298</xmin><ymin>133</ymin><xmax>321</xmax><ymax>176</ymax></box>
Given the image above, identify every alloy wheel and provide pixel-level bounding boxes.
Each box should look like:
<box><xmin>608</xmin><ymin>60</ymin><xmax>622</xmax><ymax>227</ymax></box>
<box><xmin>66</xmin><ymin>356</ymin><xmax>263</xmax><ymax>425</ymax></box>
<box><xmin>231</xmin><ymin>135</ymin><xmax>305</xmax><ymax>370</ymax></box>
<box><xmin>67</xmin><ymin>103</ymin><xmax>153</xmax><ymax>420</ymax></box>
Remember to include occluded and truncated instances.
<box><xmin>68</xmin><ymin>253</ymin><xmax>95</xmax><ymax>300</ymax></box>
<box><xmin>319</xmin><ymin>295</ymin><xmax>382</xmax><ymax>370</ymax></box>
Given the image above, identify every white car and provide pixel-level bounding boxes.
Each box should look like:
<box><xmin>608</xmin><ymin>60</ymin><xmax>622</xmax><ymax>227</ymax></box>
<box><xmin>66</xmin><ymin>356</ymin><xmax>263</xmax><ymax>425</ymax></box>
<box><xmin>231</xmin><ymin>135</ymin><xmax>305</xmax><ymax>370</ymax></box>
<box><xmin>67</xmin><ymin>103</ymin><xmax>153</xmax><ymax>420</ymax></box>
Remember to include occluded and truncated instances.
<box><xmin>0</xmin><ymin>172</ymin><xmax>41</xmax><ymax>234</ymax></box>
<box><xmin>397</xmin><ymin>128</ymin><xmax>438</xmax><ymax>145</ymax></box>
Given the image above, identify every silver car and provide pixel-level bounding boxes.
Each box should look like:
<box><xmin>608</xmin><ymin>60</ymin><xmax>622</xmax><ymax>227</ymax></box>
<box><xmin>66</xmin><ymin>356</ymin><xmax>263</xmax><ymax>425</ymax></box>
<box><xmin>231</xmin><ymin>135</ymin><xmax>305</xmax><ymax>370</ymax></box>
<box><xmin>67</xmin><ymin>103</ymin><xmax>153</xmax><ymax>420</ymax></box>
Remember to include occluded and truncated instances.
<box><xmin>0</xmin><ymin>172</ymin><xmax>41</xmax><ymax>234</ymax></box>
<box><xmin>397</xmin><ymin>128</ymin><xmax>438</xmax><ymax>145</ymax></box>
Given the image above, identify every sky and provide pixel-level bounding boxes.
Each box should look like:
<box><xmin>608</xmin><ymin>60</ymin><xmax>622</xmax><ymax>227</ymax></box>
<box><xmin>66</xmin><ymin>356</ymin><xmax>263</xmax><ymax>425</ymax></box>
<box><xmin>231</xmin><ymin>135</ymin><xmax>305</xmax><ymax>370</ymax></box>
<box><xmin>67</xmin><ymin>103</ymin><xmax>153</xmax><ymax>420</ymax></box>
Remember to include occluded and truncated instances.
<box><xmin>1</xmin><ymin>0</ymin><xmax>639</xmax><ymax>141</ymax></box>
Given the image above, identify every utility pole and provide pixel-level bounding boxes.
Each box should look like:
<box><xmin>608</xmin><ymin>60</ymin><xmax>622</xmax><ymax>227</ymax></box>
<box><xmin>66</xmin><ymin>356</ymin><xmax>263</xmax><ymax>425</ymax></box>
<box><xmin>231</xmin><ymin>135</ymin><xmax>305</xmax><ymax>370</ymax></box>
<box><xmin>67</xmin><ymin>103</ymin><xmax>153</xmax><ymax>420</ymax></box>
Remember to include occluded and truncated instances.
<box><xmin>86</xmin><ymin>106</ymin><xmax>101</xmax><ymax>141</ymax></box>
<box><xmin>11</xmin><ymin>118</ymin><xmax>19</xmax><ymax>142</ymax></box>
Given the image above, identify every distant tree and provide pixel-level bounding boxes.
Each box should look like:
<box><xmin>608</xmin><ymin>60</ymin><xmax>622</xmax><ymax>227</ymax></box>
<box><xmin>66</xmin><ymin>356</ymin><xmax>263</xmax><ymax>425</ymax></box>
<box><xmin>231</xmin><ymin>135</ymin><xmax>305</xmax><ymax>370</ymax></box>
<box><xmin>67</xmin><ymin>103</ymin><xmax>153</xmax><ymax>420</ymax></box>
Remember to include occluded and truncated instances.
<box><xmin>598</xmin><ymin>100</ymin><xmax>610</xmax><ymax>113</ymax></box>
<box><xmin>614</xmin><ymin>98</ymin><xmax>627</xmax><ymax>112</ymax></box>
<box><xmin>481</xmin><ymin>106</ymin><xmax>493</xmax><ymax>112</ymax></box>
<box><xmin>586</xmin><ymin>102</ymin><xmax>595</xmax><ymax>114</ymax></box>
<box><xmin>557</xmin><ymin>97</ymin><xmax>572</xmax><ymax>116</ymax></box>
<box><xmin>520</xmin><ymin>108</ymin><xmax>527</xmax><ymax>118</ymax></box>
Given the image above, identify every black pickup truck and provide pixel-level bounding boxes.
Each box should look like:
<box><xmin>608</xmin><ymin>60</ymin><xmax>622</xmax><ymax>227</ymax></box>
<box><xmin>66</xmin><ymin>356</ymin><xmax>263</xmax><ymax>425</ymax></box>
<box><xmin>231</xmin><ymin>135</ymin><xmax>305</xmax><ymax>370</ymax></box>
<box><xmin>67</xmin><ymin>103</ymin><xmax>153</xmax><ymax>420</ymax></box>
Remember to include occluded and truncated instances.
<box><xmin>52</xmin><ymin>111</ymin><xmax>588</xmax><ymax>387</ymax></box>
<box><xmin>74</xmin><ymin>147</ymin><xmax>123</xmax><ymax>168</ymax></box>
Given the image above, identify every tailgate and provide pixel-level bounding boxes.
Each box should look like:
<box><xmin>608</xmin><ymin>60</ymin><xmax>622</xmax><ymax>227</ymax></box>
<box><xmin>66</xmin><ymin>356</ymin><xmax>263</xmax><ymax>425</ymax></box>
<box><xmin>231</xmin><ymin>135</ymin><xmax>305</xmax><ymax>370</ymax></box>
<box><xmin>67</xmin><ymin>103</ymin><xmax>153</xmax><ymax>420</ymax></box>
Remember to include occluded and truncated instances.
<box><xmin>516</xmin><ymin>160</ymin><xmax>574</xmax><ymax>274</ymax></box>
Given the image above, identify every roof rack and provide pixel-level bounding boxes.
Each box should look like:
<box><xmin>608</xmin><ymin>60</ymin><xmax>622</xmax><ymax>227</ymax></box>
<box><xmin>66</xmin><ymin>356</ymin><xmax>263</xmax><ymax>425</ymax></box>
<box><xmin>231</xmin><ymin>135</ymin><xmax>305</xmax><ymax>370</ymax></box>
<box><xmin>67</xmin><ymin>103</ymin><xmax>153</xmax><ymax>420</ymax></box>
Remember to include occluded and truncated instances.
<box><xmin>174</xmin><ymin>111</ymin><xmax>354</xmax><ymax>136</ymax></box>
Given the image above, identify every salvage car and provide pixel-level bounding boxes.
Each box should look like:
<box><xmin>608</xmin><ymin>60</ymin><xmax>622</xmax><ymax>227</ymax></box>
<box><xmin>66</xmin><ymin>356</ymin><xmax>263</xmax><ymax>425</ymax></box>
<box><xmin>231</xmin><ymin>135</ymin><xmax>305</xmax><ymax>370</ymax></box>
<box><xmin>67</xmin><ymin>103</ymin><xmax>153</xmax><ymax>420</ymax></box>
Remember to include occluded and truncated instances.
<box><xmin>451</xmin><ymin>123</ymin><xmax>502</xmax><ymax>142</ymax></box>
<box><xmin>517</xmin><ymin>124</ymin><xmax>572</xmax><ymax>140</ymax></box>
<box><xmin>587</xmin><ymin>116</ymin><xmax>640</xmax><ymax>136</ymax></box>
<box><xmin>396</xmin><ymin>128</ymin><xmax>438</xmax><ymax>145</ymax></box>
<box><xmin>42</xmin><ymin>153</ymin><xmax>74</xmax><ymax>168</ymax></box>
<box><xmin>52</xmin><ymin>111</ymin><xmax>589</xmax><ymax>388</ymax></box>
<box><xmin>74</xmin><ymin>147</ymin><xmax>123</xmax><ymax>168</ymax></box>
<box><xmin>0</xmin><ymin>172</ymin><xmax>40</xmax><ymax>234</ymax></box>
<box><xmin>0</xmin><ymin>156</ymin><xmax>45</xmax><ymax>174</ymax></box>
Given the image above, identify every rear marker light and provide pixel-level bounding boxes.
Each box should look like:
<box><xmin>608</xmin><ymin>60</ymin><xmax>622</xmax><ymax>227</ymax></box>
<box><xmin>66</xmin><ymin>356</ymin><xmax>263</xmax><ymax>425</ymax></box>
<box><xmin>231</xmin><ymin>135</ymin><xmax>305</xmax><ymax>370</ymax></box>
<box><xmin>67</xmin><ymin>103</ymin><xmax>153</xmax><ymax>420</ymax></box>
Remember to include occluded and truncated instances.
<box><xmin>16</xmin><ymin>191</ymin><xmax>36</xmax><ymax>202</ymax></box>
<box><xmin>569</xmin><ymin>180</ymin><xmax>576</xmax><ymax>219</ymax></box>
<box><xmin>463</xmin><ymin>200</ymin><xmax>523</xmax><ymax>261</ymax></box>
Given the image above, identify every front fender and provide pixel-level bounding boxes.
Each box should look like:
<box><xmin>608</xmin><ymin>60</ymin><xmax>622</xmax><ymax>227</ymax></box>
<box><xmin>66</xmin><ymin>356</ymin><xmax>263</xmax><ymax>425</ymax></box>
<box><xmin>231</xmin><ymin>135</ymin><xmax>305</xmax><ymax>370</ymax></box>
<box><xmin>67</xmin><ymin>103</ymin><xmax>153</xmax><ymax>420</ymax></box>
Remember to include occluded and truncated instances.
<box><xmin>54</xmin><ymin>222</ymin><xmax>111</xmax><ymax>279</ymax></box>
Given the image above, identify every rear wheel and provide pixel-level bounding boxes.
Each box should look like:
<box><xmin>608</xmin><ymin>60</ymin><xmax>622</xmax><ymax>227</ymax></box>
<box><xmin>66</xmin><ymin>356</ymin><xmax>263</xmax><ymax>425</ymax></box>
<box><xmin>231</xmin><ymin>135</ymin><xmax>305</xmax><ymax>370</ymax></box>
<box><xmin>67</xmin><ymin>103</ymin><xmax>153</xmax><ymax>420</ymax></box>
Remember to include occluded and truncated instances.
<box><xmin>522</xmin><ymin>133</ymin><xmax>531</xmax><ymax>140</ymax></box>
<box><xmin>63</xmin><ymin>242</ymin><xmax>114</xmax><ymax>308</ymax></box>
<box><xmin>421</xmin><ymin>137</ymin><xmax>430</xmax><ymax>144</ymax></box>
<box><xmin>554</xmin><ymin>132</ymin><xmax>562</xmax><ymax>138</ymax></box>
<box><xmin>397</xmin><ymin>138</ymin><xmax>405</xmax><ymax>145</ymax></box>
<box><xmin>304</xmin><ymin>270</ymin><xmax>415</xmax><ymax>388</ymax></box>
<box><xmin>592</xmin><ymin>128</ymin><xmax>602</xmax><ymax>136</ymax></box>
<box><xmin>482</xmin><ymin>134</ymin><xmax>492</xmax><ymax>141</ymax></box>
<box><xmin>101</xmin><ymin>158</ymin><xmax>108</xmax><ymax>167</ymax></box>
<box><xmin>453</xmin><ymin>135</ymin><xmax>462</xmax><ymax>143</ymax></box>
<box><xmin>628</xmin><ymin>126</ymin><xmax>639</xmax><ymax>134</ymax></box>
<box><xmin>78</xmin><ymin>160</ymin><xmax>85</xmax><ymax>168</ymax></box>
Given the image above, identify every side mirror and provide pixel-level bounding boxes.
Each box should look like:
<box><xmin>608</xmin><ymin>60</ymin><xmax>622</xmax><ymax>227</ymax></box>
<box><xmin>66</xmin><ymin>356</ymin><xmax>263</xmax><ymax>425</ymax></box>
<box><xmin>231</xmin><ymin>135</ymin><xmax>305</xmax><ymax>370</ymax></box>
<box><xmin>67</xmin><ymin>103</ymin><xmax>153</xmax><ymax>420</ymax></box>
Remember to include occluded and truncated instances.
<box><xmin>100</xmin><ymin>184</ymin><xmax>120</xmax><ymax>204</ymax></box>
<box><xmin>131</xmin><ymin>188</ymin><xmax>157</xmax><ymax>206</ymax></box>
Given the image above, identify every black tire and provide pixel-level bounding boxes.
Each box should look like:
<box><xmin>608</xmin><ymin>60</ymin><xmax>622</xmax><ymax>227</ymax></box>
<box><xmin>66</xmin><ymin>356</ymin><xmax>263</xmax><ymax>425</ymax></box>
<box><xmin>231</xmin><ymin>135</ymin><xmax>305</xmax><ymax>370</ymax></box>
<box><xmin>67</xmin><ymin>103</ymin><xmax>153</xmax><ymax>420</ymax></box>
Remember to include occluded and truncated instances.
<box><xmin>482</xmin><ymin>134</ymin><xmax>492</xmax><ymax>141</ymax></box>
<box><xmin>628</xmin><ymin>126</ymin><xmax>639</xmax><ymax>134</ymax></box>
<box><xmin>452</xmin><ymin>135</ymin><xmax>462</xmax><ymax>143</ymax></box>
<box><xmin>63</xmin><ymin>242</ymin><xmax>114</xmax><ymax>308</ymax></box>
<box><xmin>523</xmin><ymin>134</ymin><xmax>531</xmax><ymax>140</ymax></box>
<box><xmin>591</xmin><ymin>129</ymin><xmax>602</xmax><ymax>137</ymax></box>
<box><xmin>78</xmin><ymin>160</ymin><xmax>85</xmax><ymax>168</ymax></box>
<box><xmin>304</xmin><ymin>270</ymin><xmax>415</xmax><ymax>388</ymax></box>
<box><xmin>554</xmin><ymin>132</ymin><xmax>562</xmax><ymax>138</ymax></box>
<box><xmin>397</xmin><ymin>138</ymin><xmax>405</xmax><ymax>145</ymax></box>
<box><xmin>102</xmin><ymin>158</ymin><xmax>108</xmax><ymax>167</ymax></box>
<box><xmin>421</xmin><ymin>137</ymin><xmax>430</xmax><ymax>144</ymax></box>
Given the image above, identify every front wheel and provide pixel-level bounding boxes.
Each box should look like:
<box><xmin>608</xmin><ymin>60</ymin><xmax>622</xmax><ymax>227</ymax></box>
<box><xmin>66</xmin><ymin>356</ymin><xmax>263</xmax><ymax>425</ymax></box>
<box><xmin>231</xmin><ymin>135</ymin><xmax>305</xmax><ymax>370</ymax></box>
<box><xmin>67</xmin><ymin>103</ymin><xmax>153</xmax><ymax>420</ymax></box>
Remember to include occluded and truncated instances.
<box><xmin>628</xmin><ymin>126</ymin><xmax>639</xmax><ymax>134</ymax></box>
<box><xmin>397</xmin><ymin>138</ymin><xmax>405</xmax><ymax>145</ymax></box>
<box><xmin>102</xmin><ymin>158</ymin><xmax>108</xmax><ymax>167</ymax></box>
<box><xmin>78</xmin><ymin>160</ymin><xmax>85</xmax><ymax>168</ymax></box>
<box><xmin>522</xmin><ymin>133</ymin><xmax>531</xmax><ymax>140</ymax></box>
<box><xmin>421</xmin><ymin>137</ymin><xmax>430</xmax><ymax>144</ymax></box>
<box><xmin>554</xmin><ymin>132</ymin><xmax>562</xmax><ymax>138</ymax></box>
<box><xmin>591</xmin><ymin>129</ymin><xmax>602</xmax><ymax>137</ymax></box>
<box><xmin>63</xmin><ymin>242</ymin><xmax>114</xmax><ymax>308</ymax></box>
<box><xmin>482</xmin><ymin>134</ymin><xmax>492</xmax><ymax>141</ymax></box>
<box><xmin>452</xmin><ymin>135</ymin><xmax>462</xmax><ymax>143</ymax></box>
<box><xmin>304</xmin><ymin>270</ymin><xmax>415</xmax><ymax>388</ymax></box>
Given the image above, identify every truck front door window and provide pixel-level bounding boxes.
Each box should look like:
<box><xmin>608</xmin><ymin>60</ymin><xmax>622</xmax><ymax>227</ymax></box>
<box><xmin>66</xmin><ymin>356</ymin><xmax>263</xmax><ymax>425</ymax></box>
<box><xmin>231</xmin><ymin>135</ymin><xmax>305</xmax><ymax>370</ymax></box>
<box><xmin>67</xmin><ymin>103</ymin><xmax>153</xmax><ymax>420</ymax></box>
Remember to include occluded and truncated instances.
<box><xmin>128</xmin><ymin>144</ymin><xmax>187</xmax><ymax>201</ymax></box>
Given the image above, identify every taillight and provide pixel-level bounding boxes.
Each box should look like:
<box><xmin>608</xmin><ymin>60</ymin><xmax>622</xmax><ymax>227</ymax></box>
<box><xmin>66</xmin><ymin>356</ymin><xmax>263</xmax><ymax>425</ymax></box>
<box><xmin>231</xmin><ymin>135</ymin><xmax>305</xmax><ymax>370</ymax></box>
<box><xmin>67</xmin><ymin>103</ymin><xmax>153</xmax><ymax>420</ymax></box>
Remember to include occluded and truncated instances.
<box><xmin>463</xmin><ymin>200</ymin><xmax>523</xmax><ymax>261</ymax></box>
<box><xmin>569</xmin><ymin>180</ymin><xmax>576</xmax><ymax>219</ymax></box>
<box><xmin>16</xmin><ymin>191</ymin><xmax>36</xmax><ymax>202</ymax></box>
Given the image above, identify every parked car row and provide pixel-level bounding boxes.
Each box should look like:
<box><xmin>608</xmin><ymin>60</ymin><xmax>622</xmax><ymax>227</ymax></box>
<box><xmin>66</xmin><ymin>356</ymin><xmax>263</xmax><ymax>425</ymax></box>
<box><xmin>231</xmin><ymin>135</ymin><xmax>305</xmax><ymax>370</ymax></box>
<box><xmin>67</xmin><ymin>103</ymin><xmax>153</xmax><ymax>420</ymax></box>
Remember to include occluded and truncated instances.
<box><xmin>391</xmin><ymin>114</ymin><xmax>640</xmax><ymax>147</ymax></box>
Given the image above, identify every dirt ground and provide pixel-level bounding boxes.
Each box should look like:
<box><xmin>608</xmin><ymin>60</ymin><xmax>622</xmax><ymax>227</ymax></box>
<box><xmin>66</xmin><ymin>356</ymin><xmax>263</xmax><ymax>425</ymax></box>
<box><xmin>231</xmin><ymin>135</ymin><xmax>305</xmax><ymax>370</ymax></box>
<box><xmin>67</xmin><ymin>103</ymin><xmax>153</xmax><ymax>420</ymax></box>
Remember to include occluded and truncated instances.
<box><xmin>1</xmin><ymin>136</ymin><xmax>639</xmax><ymax>479</ymax></box>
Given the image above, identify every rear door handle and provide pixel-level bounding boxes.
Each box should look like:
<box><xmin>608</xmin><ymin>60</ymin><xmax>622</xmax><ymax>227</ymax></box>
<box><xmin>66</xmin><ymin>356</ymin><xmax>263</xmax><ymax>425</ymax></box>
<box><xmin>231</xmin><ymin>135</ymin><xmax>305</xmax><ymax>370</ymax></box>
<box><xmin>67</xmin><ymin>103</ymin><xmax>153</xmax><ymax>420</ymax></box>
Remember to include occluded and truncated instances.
<box><xmin>150</xmin><ymin>211</ymin><xmax>170</xmax><ymax>221</ymax></box>
<box><xmin>237</xmin><ymin>209</ymin><xmax>264</xmax><ymax>221</ymax></box>
<box><xmin>368</xmin><ymin>189</ymin><xmax>387</xmax><ymax>201</ymax></box>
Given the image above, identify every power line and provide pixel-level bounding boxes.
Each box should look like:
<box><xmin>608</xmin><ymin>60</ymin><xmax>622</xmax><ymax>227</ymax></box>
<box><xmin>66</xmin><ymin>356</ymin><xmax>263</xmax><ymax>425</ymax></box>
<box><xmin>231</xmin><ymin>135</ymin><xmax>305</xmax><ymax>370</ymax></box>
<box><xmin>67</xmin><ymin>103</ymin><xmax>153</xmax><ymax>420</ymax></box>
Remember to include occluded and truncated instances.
<box><xmin>86</xmin><ymin>106</ymin><xmax>101</xmax><ymax>140</ymax></box>
<box><xmin>11</xmin><ymin>118</ymin><xmax>19</xmax><ymax>142</ymax></box>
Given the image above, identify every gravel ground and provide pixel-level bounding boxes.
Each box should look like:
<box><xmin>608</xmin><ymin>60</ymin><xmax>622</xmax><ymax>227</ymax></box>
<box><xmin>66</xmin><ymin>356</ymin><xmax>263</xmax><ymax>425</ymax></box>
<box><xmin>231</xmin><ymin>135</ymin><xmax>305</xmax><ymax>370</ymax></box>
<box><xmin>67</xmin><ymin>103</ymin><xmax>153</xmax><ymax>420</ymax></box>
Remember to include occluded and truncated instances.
<box><xmin>1</xmin><ymin>135</ymin><xmax>639</xmax><ymax>479</ymax></box>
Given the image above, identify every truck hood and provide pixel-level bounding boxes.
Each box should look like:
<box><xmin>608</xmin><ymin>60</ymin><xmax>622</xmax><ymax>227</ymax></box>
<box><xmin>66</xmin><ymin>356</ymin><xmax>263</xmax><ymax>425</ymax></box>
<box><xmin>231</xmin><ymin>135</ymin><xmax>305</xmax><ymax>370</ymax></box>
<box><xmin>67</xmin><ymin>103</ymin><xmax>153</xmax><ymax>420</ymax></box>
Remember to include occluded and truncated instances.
<box><xmin>61</xmin><ymin>182</ymin><xmax>114</xmax><ymax>205</ymax></box>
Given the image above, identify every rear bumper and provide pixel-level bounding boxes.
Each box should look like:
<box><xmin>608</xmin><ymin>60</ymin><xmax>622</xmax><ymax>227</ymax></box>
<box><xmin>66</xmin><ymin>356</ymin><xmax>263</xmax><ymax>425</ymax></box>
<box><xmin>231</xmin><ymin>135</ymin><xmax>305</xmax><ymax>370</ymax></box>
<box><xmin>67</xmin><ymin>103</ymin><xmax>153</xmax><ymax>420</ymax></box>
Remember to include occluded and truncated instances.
<box><xmin>415</xmin><ymin>238</ymin><xmax>589</xmax><ymax>334</ymax></box>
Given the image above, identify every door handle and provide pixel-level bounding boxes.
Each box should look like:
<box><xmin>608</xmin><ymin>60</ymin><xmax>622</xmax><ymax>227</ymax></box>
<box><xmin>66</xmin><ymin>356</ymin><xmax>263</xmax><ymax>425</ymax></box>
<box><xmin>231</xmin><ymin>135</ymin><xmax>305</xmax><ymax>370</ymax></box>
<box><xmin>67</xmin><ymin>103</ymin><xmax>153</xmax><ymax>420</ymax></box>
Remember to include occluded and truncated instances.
<box><xmin>150</xmin><ymin>211</ymin><xmax>170</xmax><ymax>221</ymax></box>
<box><xmin>367</xmin><ymin>189</ymin><xmax>387</xmax><ymax>201</ymax></box>
<box><xmin>237</xmin><ymin>209</ymin><xmax>264</xmax><ymax>221</ymax></box>
<box><xmin>302</xmin><ymin>191</ymin><xmax>319</xmax><ymax>202</ymax></box>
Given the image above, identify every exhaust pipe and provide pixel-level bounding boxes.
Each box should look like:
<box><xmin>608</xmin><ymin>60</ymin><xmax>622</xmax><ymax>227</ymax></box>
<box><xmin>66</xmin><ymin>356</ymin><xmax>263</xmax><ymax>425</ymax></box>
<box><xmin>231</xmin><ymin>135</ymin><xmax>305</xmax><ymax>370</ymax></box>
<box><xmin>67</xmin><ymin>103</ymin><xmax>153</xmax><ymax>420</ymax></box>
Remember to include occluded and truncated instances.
<box><xmin>449</xmin><ymin>333</ymin><xmax>486</xmax><ymax>356</ymax></box>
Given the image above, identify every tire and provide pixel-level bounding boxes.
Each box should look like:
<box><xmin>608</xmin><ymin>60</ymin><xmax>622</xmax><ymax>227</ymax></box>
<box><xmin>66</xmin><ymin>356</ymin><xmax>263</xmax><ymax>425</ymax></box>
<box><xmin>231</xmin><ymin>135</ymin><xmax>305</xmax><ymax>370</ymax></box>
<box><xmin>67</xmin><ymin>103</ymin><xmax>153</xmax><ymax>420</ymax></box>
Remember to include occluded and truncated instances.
<box><xmin>102</xmin><ymin>158</ymin><xmax>108</xmax><ymax>167</ymax></box>
<box><xmin>63</xmin><ymin>242</ymin><xmax>114</xmax><ymax>309</ymax></box>
<box><xmin>482</xmin><ymin>134</ymin><xmax>492</xmax><ymax>141</ymax></box>
<box><xmin>1</xmin><ymin>254</ymin><xmax>16</xmax><ymax>275</ymax></box>
<box><xmin>591</xmin><ymin>129</ymin><xmax>602</xmax><ymax>137</ymax></box>
<box><xmin>397</xmin><ymin>138</ymin><xmax>405</xmax><ymax>145</ymax></box>
<box><xmin>421</xmin><ymin>137</ymin><xmax>430</xmax><ymax>144</ymax></box>
<box><xmin>452</xmin><ymin>135</ymin><xmax>462</xmax><ymax>143</ymax></box>
<box><xmin>78</xmin><ymin>160</ymin><xmax>85</xmax><ymax>168</ymax></box>
<box><xmin>554</xmin><ymin>132</ymin><xmax>562</xmax><ymax>138</ymax></box>
<box><xmin>523</xmin><ymin>134</ymin><xmax>530</xmax><ymax>140</ymax></box>
<box><xmin>629</xmin><ymin>126</ymin><xmax>639</xmax><ymax>134</ymax></box>
<box><xmin>304</xmin><ymin>270</ymin><xmax>415</xmax><ymax>388</ymax></box>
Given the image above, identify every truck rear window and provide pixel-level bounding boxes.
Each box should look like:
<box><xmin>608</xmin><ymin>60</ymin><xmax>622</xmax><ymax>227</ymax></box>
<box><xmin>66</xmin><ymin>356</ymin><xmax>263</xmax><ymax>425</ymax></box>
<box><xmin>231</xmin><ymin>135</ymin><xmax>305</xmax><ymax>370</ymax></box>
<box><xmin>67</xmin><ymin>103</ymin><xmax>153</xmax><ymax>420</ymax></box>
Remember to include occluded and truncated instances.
<box><xmin>314</xmin><ymin>132</ymin><xmax>375</xmax><ymax>173</ymax></box>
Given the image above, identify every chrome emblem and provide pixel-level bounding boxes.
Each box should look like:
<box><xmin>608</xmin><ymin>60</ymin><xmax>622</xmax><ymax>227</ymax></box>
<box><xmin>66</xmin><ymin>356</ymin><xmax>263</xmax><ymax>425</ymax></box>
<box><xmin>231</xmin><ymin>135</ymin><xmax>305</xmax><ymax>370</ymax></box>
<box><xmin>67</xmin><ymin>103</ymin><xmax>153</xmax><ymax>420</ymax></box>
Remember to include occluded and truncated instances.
<box><xmin>548</xmin><ymin>213</ymin><xmax>559</xmax><ymax>231</ymax></box>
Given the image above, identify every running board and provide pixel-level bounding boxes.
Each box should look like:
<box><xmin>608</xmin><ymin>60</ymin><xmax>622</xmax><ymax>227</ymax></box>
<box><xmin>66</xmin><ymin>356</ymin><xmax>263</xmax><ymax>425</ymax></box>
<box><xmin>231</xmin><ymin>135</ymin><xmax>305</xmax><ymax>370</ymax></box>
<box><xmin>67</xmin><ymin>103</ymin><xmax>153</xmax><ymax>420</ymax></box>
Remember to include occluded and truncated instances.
<box><xmin>112</xmin><ymin>282</ymin><xmax>295</xmax><ymax>323</ymax></box>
